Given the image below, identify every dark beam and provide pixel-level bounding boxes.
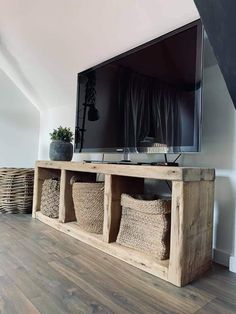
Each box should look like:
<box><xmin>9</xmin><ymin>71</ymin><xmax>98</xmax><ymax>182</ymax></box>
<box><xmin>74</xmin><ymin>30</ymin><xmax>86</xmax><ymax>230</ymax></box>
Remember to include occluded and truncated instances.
<box><xmin>194</xmin><ymin>0</ymin><xmax>236</xmax><ymax>109</ymax></box>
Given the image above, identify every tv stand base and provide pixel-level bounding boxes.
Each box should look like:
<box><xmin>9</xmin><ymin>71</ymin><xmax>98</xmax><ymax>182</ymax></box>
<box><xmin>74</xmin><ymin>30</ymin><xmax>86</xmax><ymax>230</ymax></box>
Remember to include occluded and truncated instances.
<box><xmin>33</xmin><ymin>161</ymin><xmax>215</xmax><ymax>287</ymax></box>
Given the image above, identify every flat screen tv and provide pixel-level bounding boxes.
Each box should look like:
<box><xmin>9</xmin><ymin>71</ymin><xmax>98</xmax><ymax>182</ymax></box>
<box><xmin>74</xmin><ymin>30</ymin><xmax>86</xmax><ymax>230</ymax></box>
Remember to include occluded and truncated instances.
<box><xmin>75</xmin><ymin>20</ymin><xmax>203</xmax><ymax>154</ymax></box>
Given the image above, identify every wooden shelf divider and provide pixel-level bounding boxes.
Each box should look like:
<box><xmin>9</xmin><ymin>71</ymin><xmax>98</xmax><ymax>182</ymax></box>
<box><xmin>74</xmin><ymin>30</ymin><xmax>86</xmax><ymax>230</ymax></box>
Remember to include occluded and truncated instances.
<box><xmin>32</xmin><ymin>160</ymin><xmax>215</xmax><ymax>287</ymax></box>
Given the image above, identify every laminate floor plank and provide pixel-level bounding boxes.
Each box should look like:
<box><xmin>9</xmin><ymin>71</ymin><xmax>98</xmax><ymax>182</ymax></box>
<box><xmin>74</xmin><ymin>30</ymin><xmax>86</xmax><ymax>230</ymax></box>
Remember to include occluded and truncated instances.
<box><xmin>0</xmin><ymin>274</ymin><xmax>40</xmax><ymax>314</ymax></box>
<box><xmin>5</xmin><ymin>244</ymin><xmax>117</xmax><ymax>314</ymax></box>
<box><xmin>60</xmin><ymin>253</ymin><xmax>210</xmax><ymax>314</ymax></box>
<box><xmin>195</xmin><ymin>297</ymin><xmax>236</xmax><ymax>314</ymax></box>
<box><xmin>0</xmin><ymin>214</ymin><xmax>235</xmax><ymax>314</ymax></box>
<box><xmin>69</xmin><ymin>247</ymin><xmax>215</xmax><ymax>309</ymax></box>
<box><xmin>191</xmin><ymin>268</ymin><xmax>236</xmax><ymax>306</ymax></box>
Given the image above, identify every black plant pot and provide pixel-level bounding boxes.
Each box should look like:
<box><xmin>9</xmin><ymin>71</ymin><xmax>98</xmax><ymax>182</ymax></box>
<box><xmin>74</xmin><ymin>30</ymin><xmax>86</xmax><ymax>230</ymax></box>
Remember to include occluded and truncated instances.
<box><xmin>49</xmin><ymin>140</ymin><xmax>73</xmax><ymax>161</ymax></box>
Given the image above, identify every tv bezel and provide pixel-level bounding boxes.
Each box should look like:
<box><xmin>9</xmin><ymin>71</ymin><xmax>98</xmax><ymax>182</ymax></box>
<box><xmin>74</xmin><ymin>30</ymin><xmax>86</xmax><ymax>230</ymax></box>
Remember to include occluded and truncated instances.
<box><xmin>75</xmin><ymin>19</ymin><xmax>203</xmax><ymax>154</ymax></box>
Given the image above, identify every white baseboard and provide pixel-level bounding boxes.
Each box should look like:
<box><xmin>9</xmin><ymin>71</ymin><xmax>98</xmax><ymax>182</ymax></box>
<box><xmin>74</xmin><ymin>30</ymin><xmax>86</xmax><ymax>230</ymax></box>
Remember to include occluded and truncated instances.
<box><xmin>213</xmin><ymin>248</ymin><xmax>230</xmax><ymax>267</ymax></box>
<box><xmin>213</xmin><ymin>249</ymin><xmax>236</xmax><ymax>273</ymax></box>
<box><xmin>229</xmin><ymin>256</ymin><xmax>236</xmax><ymax>273</ymax></box>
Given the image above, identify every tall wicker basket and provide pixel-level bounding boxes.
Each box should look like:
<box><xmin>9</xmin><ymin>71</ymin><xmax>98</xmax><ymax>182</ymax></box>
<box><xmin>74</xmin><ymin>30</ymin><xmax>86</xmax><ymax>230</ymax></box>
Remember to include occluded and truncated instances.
<box><xmin>72</xmin><ymin>182</ymin><xmax>104</xmax><ymax>234</ymax></box>
<box><xmin>0</xmin><ymin>168</ymin><xmax>34</xmax><ymax>214</ymax></box>
<box><xmin>40</xmin><ymin>178</ymin><xmax>60</xmax><ymax>218</ymax></box>
<box><xmin>117</xmin><ymin>194</ymin><xmax>171</xmax><ymax>260</ymax></box>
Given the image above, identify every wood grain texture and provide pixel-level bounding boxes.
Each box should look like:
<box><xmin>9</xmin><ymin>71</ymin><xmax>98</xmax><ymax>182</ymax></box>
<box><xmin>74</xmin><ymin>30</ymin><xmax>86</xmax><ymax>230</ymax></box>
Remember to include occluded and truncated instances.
<box><xmin>103</xmin><ymin>175</ymin><xmax>144</xmax><ymax>243</ymax></box>
<box><xmin>0</xmin><ymin>215</ymin><xmax>235</xmax><ymax>314</ymax></box>
<box><xmin>195</xmin><ymin>297</ymin><xmax>236</xmax><ymax>314</ymax></box>
<box><xmin>36</xmin><ymin>161</ymin><xmax>215</xmax><ymax>182</ymax></box>
<box><xmin>59</xmin><ymin>169</ymin><xmax>76</xmax><ymax>223</ymax></box>
<box><xmin>168</xmin><ymin>181</ymin><xmax>214</xmax><ymax>286</ymax></box>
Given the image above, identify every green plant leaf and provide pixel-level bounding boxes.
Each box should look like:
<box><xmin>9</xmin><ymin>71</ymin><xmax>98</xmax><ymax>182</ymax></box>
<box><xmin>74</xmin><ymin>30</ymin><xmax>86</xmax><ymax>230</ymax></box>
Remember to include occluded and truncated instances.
<box><xmin>50</xmin><ymin>126</ymin><xmax>73</xmax><ymax>142</ymax></box>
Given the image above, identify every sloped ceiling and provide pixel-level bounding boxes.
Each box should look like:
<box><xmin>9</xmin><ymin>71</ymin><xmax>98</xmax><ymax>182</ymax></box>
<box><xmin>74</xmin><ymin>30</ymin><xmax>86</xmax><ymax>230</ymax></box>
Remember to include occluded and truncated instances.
<box><xmin>0</xmin><ymin>0</ymin><xmax>199</xmax><ymax>111</ymax></box>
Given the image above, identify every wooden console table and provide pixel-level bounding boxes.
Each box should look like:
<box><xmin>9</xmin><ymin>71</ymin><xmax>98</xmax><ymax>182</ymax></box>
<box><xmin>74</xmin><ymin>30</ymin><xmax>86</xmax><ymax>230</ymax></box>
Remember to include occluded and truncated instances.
<box><xmin>32</xmin><ymin>161</ymin><xmax>215</xmax><ymax>287</ymax></box>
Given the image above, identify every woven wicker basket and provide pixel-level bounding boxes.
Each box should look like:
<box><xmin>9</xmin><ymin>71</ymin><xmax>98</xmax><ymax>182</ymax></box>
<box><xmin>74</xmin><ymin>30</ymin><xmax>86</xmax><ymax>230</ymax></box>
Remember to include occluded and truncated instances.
<box><xmin>72</xmin><ymin>182</ymin><xmax>104</xmax><ymax>234</ymax></box>
<box><xmin>40</xmin><ymin>178</ymin><xmax>60</xmax><ymax>218</ymax></box>
<box><xmin>0</xmin><ymin>168</ymin><xmax>34</xmax><ymax>214</ymax></box>
<box><xmin>117</xmin><ymin>194</ymin><xmax>171</xmax><ymax>260</ymax></box>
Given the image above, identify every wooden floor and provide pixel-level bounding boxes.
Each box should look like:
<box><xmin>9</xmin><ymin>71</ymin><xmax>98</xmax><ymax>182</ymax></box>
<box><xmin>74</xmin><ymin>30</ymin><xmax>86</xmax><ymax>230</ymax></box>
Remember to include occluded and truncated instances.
<box><xmin>0</xmin><ymin>215</ymin><xmax>235</xmax><ymax>314</ymax></box>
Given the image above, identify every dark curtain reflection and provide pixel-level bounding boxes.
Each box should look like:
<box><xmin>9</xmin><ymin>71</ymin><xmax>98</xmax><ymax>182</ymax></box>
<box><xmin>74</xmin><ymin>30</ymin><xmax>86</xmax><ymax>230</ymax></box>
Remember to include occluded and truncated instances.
<box><xmin>121</xmin><ymin>73</ymin><xmax>150</xmax><ymax>147</ymax></box>
<box><xmin>119</xmin><ymin>70</ymin><xmax>182</xmax><ymax>148</ymax></box>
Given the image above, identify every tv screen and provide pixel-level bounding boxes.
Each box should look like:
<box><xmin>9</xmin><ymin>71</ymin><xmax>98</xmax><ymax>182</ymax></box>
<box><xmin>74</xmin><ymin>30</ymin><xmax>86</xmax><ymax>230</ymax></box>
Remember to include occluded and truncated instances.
<box><xmin>75</xmin><ymin>20</ymin><xmax>203</xmax><ymax>153</ymax></box>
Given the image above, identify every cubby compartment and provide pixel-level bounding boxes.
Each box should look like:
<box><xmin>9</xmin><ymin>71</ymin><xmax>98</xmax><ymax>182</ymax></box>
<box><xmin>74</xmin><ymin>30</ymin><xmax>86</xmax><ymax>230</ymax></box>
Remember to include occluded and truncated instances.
<box><xmin>116</xmin><ymin>194</ymin><xmax>171</xmax><ymax>260</ymax></box>
<box><xmin>34</xmin><ymin>168</ymin><xmax>106</xmax><ymax>242</ymax></box>
<box><xmin>104</xmin><ymin>175</ymin><xmax>171</xmax><ymax>260</ymax></box>
<box><xmin>57</xmin><ymin>170</ymin><xmax>107</xmax><ymax>239</ymax></box>
<box><xmin>58</xmin><ymin>170</ymin><xmax>97</xmax><ymax>223</ymax></box>
<box><xmin>103</xmin><ymin>174</ymin><xmax>144</xmax><ymax>243</ymax></box>
<box><xmin>71</xmin><ymin>173</ymin><xmax>104</xmax><ymax>234</ymax></box>
<box><xmin>33</xmin><ymin>167</ymin><xmax>61</xmax><ymax>218</ymax></box>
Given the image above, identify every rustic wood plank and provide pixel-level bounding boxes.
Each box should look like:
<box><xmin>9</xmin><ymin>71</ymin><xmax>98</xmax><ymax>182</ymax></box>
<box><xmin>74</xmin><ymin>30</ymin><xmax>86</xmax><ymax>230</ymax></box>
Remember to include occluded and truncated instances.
<box><xmin>36</xmin><ymin>161</ymin><xmax>215</xmax><ymax>182</ymax></box>
<box><xmin>32</xmin><ymin>166</ymin><xmax>39</xmax><ymax>218</ymax></box>
<box><xmin>168</xmin><ymin>181</ymin><xmax>214</xmax><ymax>287</ymax></box>
<box><xmin>59</xmin><ymin>169</ymin><xmax>75</xmax><ymax>223</ymax></box>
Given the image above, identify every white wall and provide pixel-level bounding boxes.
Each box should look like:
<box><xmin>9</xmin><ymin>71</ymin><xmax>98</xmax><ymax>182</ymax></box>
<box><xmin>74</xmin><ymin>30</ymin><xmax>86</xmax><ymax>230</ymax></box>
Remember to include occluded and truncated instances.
<box><xmin>0</xmin><ymin>69</ymin><xmax>40</xmax><ymax>167</ymax></box>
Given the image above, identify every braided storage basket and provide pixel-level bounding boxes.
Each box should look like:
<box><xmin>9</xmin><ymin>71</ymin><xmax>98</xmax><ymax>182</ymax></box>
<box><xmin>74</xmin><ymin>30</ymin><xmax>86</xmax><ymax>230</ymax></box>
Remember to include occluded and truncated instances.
<box><xmin>72</xmin><ymin>182</ymin><xmax>104</xmax><ymax>234</ymax></box>
<box><xmin>0</xmin><ymin>168</ymin><xmax>34</xmax><ymax>214</ymax></box>
<box><xmin>117</xmin><ymin>194</ymin><xmax>171</xmax><ymax>260</ymax></box>
<box><xmin>40</xmin><ymin>178</ymin><xmax>60</xmax><ymax>218</ymax></box>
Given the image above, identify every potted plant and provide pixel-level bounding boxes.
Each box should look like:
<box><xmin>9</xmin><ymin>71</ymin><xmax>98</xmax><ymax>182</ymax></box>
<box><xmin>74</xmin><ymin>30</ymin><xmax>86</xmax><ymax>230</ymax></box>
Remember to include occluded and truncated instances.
<box><xmin>49</xmin><ymin>126</ymin><xmax>74</xmax><ymax>161</ymax></box>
